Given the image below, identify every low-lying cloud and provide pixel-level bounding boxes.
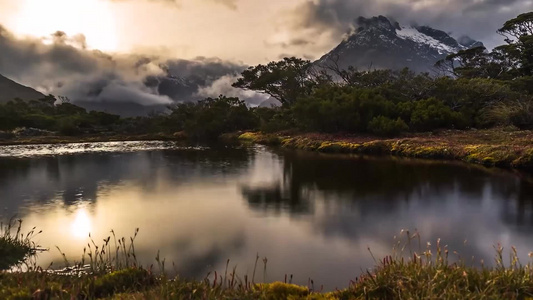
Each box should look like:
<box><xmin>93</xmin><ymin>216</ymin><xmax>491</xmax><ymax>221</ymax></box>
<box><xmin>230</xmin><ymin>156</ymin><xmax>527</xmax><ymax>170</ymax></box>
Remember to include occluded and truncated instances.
<box><xmin>195</xmin><ymin>75</ymin><xmax>269</xmax><ymax>107</ymax></box>
<box><xmin>0</xmin><ymin>25</ymin><xmax>263</xmax><ymax>115</ymax></box>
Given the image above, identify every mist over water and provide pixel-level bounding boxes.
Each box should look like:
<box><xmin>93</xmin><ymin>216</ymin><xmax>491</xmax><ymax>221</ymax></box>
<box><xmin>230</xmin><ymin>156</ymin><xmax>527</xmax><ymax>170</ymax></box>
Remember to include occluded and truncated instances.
<box><xmin>1</xmin><ymin>144</ymin><xmax>533</xmax><ymax>290</ymax></box>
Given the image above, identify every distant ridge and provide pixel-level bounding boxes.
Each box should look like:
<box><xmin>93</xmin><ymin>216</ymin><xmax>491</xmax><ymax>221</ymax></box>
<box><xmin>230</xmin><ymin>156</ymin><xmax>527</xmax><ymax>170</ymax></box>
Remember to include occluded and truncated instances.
<box><xmin>0</xmin><ymin>74</ymin><xmax>45</xmax><ymax>103</ymax></box>
<box><xmin>317</xmin><ymin>15</ymin><xmax>484</xmax><ymax>72</ymax></box>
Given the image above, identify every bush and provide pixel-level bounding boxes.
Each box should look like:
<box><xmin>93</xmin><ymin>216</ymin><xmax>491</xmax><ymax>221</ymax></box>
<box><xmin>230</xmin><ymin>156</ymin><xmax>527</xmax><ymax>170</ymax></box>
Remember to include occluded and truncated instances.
<box><xmin>510</xmin><ymin>103</ymin><xmax>533</xmax><ymax>129</ymax></box>
<box><xmin>485</xmin><ymin>100</ymin><xmax>533</xmax><ymax>129</ymax></box>
<box><xmin>368</xmin><ymin>116</ymin><xmax>409</xmax><ymax>137</ymax></box>
<box><xmin>410</xmin><ymin>98</ymin><xmax>467</xmax><ymax>131</ymax></box>
<box><xmin>253</xmin><ymin>107</ymin><xmax>294</xmax><ymax>133</ymax></box>
<box><xmin>292</xmin><ymin>86</ymin><xmax>398</xmax><ymax>133</ymax></box>
<box><xmin>57</xmin><ymin>117</ymin><xmax>82</xmax><ymax>136</ymax></box>
<box><xmin>170</xmin><ymin>96</ymin><xmax>258</xmax><ymax>140</ymax></box>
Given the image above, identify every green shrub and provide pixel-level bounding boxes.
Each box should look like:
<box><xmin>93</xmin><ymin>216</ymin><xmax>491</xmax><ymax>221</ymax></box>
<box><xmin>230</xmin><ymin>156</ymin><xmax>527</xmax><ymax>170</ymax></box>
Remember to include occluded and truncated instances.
<box><xmin>170</xmin><ymin>96</ymin><xmax>258</xmax><ymax>140</ymax></box>
<box><xmin>292</xmin><ymin>86</ymin><xmax>397</xmax><ymax>133</ymax></box>
<box><xmin>253</xmin><ymin>107</ymin><xmax>294</xmax><ymax>133</ymax></box>
<box><xmin>486</xmin><ymin>100</ymin><xmax>533</xmax><ymax>129</ymax></box>
<box><xmin>57</xmin><ymin>117</ymin><xmax>82</xmax><ymax>136</ymax></box>
<box><xmin>368</xmin><ymin>116</ymin><xmax>409</xmax><ymax>137</ymax></box>
<box><xmin>410</xmin><ymin>98</ymin><xmax>467</xmax><ymax>131</ymax></box>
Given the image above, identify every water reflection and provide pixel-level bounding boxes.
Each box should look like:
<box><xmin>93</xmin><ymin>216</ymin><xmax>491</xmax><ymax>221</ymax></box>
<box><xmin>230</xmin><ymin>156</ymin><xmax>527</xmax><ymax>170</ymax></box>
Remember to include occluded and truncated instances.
<box><xmin>71</xmin><ymin>208</ymin><xmax>92</xmax><ymax>239</ymax></box>
<box><xmin>1</xmin><ymin>144</ymin><xmax>533</xmax><ymax>290</ymax></box>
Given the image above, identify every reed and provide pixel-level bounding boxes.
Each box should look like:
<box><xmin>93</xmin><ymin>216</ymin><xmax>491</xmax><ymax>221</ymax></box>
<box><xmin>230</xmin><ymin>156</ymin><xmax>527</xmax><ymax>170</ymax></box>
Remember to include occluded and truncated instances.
<box><xmin>3</xmin><ymin>226</ymin><xmax>533</xmax><ymax>299</ymax></box>
<box><xmin>0</xmin><ymin>217</ymin><xmax>42</xmax><ymax>270</ymax></box>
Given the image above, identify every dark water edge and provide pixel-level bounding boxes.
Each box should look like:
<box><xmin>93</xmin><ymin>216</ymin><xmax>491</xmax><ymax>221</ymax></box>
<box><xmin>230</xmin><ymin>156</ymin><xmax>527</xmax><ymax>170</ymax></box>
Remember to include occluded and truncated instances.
<box><xmin>1</xmin><ymin>142</ymin><xmax>533</xmax><ymax>290</ymax></box>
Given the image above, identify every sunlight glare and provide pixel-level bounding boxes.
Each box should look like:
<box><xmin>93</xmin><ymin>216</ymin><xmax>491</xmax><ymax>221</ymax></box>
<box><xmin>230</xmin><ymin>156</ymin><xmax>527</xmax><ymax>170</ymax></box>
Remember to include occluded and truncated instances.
<box><xmin>11</xmin><ymin>0</ymin><xmax>118</xmax><ymax>51</ymax></box>
<box><xmin>71</xmin><ymin>208</ymin><xmax>92</xmax><ymax>239</ymax></box>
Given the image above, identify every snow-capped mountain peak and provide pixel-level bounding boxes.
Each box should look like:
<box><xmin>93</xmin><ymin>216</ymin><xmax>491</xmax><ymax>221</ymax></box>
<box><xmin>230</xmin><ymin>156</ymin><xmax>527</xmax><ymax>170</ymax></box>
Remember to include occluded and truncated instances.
<box><xmin>317</xmin><ymin>15</ymin><xmax>483</xmax><ymax>73</ymax></box>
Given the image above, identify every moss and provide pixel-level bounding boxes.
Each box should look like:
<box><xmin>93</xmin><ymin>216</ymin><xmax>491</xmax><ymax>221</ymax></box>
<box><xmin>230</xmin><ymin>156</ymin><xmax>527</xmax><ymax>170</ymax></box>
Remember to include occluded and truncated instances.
<box><xmin>359</xmin><ymin>141</ymin><xmax>393</xmax><ymax>155</ymax></box>
<box><xmin>257</xmin><ymin>135</ymin><xmax>283</xmax><ymax>146</ymax></box>
<box><xmin>317</xmin><ymin>142</ymin><xmax>361</xmax><ymax>153</ymax></box>
<box><xmin>482</xmin><ymin>156</ymin><xmax>497</xmax><ymax>166</ymax></box>
<box><xmin>238</xmin><ymin>132</ymin><xmax>260</xmax><ymax>142</ymax></box>
<box><xmin>281</xmin><ymin>137</ymin><xmax>322</xmax><ymax>151</ymax></box>
<box><xmin>255</xmin><ymin>282</ymin><xmax>309</xmax><ymax>299</ymax></box>
<box><xmin>94</xmin><ymin>268</ymin><xmax>154</xmax><ymax>297</ymax></box>
<box><xmin>512</xmin><ymin>149</ymin><xmax>533</xmax><ymax>168</ymax></box>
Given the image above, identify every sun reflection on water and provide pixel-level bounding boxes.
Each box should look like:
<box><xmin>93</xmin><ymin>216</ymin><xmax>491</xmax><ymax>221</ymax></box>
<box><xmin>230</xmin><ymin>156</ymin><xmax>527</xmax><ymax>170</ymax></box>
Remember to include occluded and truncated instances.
<box><xmin>70</xmin><ymin>208</ymin><xmax>92</xmax><ymax>239</ymax></box>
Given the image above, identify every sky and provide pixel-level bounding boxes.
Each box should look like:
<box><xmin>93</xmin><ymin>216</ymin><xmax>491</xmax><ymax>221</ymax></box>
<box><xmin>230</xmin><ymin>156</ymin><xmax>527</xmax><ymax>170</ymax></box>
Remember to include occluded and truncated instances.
<box><xmin>0</xmin><ymin>0</ymin><xmax>531</xmax><ymax>111</ymax></box>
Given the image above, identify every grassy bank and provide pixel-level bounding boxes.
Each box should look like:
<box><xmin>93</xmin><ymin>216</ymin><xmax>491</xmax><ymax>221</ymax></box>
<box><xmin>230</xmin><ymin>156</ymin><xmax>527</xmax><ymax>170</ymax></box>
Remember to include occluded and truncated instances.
<box><xmin>0</xmin><ymin>133</ymin><xmax>184</xmax><ymax>146</ymax></box>
<box><xmin>2</xmin><ymin>230</ymin><xmax>533</xmax><ymax>299</ymax></box>
<box><xmin>238</xmin><ymin>128</ymin><xmax>533</xmax><ymax>170</ymax></box>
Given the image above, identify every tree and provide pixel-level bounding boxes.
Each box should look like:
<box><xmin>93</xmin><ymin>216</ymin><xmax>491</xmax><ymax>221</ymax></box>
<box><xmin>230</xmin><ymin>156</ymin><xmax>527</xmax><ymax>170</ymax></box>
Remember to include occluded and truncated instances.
<box><xmin>497</xmin><ymin>12</ymin><xmax>533</xmax><ymax>76</ymax></box>
<box><xmin>169</xmin><ymin>96</ymin><xmax>258</xmax><ymax>139</ymax></box>
<box><xmin>498</xmin><ymin>12</ymin><xmax>533</xmax><ymax>40</ymax></box>
<box><xmin>232</xmin><ymin>57</ymin><xmax>323</xmax><ymax>106</ymax></box>
<box><xmin>435</xmin><ymin>46</ymin><xmax>500</xmax><ymax>78</ymax></box>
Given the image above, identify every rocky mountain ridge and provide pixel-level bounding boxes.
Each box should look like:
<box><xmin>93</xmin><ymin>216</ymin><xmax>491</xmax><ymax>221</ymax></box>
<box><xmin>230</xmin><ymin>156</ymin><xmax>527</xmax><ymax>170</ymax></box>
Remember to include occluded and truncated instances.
<box><xmin>318</xmin><ymin>15</ymin><xmax>483</xmax><ymax>73</ymax></box>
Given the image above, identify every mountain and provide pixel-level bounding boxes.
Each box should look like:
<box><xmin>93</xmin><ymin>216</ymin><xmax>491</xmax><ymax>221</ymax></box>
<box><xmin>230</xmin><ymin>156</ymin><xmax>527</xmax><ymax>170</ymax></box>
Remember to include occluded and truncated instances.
<box><xmin>0</xmin><ymin>74</ymin><xmax>45</xmax><ymax>103</ymax></box>
<box><xmin>317</xmin><ymin>15</ymin><xmax>484</xmax><ymax>73</ymax></box>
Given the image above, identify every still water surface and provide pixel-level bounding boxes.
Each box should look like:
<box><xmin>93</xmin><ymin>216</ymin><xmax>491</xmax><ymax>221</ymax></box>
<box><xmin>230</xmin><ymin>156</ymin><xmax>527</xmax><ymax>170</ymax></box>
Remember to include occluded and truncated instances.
<box><xmin>1</xmin><ymin>142</ymin><xmax>533</xmax><ymax>289</ymax></box>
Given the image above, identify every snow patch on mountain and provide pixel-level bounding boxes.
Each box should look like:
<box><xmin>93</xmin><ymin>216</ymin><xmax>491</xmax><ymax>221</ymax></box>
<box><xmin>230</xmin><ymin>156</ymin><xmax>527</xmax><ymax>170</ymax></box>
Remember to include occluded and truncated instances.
<box><xmin>396</xmin><ymin>27</ymin><xmax>460</xmax><ymax>54</ymax></box>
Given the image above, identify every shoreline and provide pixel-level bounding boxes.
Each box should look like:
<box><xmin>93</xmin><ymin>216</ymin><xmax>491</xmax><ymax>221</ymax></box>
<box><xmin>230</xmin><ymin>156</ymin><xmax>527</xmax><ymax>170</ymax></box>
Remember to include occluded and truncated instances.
<box><xmin>237</xmin><ymin>128</ymin><xmax>533</xmax><ymax>171</ymax></box>
<box><xmin>0</xmin><ymin>133</ymin><xmax>181</xmax><ymax>146</ymax></box>
<box><xmin>2</xmin><ymin>129</ymin><xmax>532</xmax><ymax>172</ymax></box>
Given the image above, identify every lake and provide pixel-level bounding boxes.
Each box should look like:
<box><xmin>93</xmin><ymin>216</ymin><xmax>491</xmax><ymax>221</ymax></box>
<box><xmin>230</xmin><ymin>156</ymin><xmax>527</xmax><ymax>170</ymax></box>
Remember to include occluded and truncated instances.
<box><xmin>1</xmin><ymin>141</ymin><xmax>533</xmax><ymax>290</ymax></box>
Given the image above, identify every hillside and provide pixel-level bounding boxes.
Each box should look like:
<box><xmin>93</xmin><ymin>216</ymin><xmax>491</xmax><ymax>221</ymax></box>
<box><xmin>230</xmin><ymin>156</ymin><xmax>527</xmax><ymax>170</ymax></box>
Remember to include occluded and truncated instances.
<box><xmin>0</xmin><ymin>74</ymin><xmax>45</xmax><ymax>103</ymax></box>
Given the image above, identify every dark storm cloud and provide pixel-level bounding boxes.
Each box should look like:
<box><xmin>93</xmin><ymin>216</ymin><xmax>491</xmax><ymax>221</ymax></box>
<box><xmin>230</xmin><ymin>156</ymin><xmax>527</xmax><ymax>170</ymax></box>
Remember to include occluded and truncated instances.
<box><xmin>0</xmin><ymin>25</ymin><xmax>260</xmax><ymax>113</ymax></box>
<box><xmin>288</xmin><ymin>0</ymin><xmax>532</xmax><ymax>48</ymax></box>
<box><xmin>164</xmin><ymin>57</ymin><xmax>244</xmax><ymax>80</ymax></box>
<box><xmin>265</xmin><ymin>38</ymin><xmax>315</xmax><ymax>50</ymax></box>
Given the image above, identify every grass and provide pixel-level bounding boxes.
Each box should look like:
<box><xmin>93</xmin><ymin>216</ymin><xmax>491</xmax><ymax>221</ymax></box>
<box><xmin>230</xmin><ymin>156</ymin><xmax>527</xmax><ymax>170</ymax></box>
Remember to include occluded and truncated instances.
<box><xmin>239</xmin><ymin>128</ymin><xmax>533</xmax><ymax>170</ymax></box>
<box><xmin>3</xmin><ymin>227</ymin><xmax>533</xmax><ymax>299</ymax></box>
<box><xmin>0</xmin><ymin>218</ymin><xmax>42</xmax><ymax>270</ymax></box>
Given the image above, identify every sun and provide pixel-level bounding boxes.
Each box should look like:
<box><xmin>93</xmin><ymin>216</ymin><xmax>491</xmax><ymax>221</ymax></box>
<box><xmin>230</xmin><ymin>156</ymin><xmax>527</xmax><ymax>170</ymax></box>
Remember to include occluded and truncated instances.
<box><xmin>10</xmin><ymin>0</ymin><xmax>118</xmax><ymax>52</ymax></box>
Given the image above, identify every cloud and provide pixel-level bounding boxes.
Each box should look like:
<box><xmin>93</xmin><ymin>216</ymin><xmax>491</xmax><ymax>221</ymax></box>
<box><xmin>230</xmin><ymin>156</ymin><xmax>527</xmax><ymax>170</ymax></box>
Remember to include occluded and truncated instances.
<box><xmin>195</xmin><ymin>74</ymin><xmax>269</xmax><ymax>107</ymax></box>
<box><xmin>108</xmin><ymin>0</ymin><xmax>238</xmax><ymax>10</ymax></box>
<box><xmin>0</xmin><ymin>25</ymin><xmax>252</xmax><ymax>114</ymax></box>
<box><xmin>283</xmin><ymin>0</ymin><xmax>532</xmax><ymax>49</ymax></box>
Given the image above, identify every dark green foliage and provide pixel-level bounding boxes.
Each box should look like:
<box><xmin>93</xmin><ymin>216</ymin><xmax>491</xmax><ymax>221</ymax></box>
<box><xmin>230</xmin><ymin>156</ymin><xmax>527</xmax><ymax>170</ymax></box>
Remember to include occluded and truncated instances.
<box><xmin>368</xmin><ymin>116</ymin><xmax>409</xmax><ymax>137</ymax></box>
<box><xmin>57</xmin><ymin>117</ymin><xmax>83</xmax><ymax>136</ymax></box>
<box><xmin>169</xmin><ymin>96</ymin><xmax>258</xmax><ymax>140</ymax></box>
<box><xmin>253</xmin><ymin>107</ymin><xmax>294</xmax><ymax>133</ymax></box>
<box><xmin>0</xmin><ymin>96</ymin><xmax>122</xmax><ymax>135</ymax></box>
<box><xmin>410</xmin><ymin>98</ymin><xmax>467</xmax><ymax>131</ymax></box>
